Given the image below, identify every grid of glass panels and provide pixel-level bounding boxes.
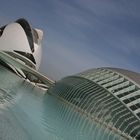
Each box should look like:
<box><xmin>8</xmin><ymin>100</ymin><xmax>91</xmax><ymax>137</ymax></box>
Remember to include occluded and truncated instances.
<box><xmin>77</xmin><ymin>68</ymin><xmax>140</xmax><ymax>120</ymax></box>
<box><xmin>48</xmin><ymin>75</ymin><xmax>140</xmax><ymax>140</ymax></box>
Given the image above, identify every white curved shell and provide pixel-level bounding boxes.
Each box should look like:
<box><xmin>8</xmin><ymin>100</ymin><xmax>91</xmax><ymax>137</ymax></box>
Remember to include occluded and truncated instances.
<box><xmin>0</xmin><ymin>19</ymin><xmax>43</xmax><ymax>70</ymax></box>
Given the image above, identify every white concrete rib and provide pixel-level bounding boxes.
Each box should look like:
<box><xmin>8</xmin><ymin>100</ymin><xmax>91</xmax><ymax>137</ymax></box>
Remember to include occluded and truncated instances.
<box><xmin>120</xmin><ymin>90</ymin><xmax>140</xmax><ymax>101</ymax></box>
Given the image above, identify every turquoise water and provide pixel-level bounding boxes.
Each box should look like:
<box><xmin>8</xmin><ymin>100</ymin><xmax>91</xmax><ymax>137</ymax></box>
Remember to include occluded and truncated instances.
<box><xmin>0</xmin><ymin>66</ymin><xmax>123</xmax><ymax>140</ymax></box>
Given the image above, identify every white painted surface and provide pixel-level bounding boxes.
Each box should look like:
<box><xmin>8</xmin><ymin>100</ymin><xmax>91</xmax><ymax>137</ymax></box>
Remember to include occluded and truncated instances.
<box><xmin>0</xmin><ymin>21</ymin><xmax>43</xmax><ymax>70</ymax></box>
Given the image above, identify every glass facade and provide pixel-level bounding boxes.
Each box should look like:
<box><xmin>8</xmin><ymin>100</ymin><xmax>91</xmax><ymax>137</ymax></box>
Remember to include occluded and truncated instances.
<box><xmin>47</xmin><ymin>68</ymin><xmax>140</xmax><ymax>140</ymax></box>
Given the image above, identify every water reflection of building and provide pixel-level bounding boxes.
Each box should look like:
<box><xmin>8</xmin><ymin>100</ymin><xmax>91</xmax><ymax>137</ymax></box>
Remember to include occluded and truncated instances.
<box><xmin>47</xmin><ymin>67</ymin><xmax>140</xmax><ymax>140</ymax></box>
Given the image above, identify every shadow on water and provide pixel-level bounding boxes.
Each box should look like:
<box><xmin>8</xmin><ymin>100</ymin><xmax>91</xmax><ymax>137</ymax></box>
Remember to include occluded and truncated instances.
<box><xmin>0</xmin><ymin>65</ymin><xmax>124</xmax><ymax>140</ymax></box>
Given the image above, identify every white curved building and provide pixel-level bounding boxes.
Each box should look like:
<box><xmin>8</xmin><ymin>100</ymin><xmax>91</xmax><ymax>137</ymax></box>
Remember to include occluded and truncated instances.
<box><xmin>0</xmin><ymin>19</ymin><xmax>53</xmax><ymax>88</ymax></box>
<box><xmin>0</xmin><ymin>18</ymin><xmax>43</xmax><ymax>70</ymax></box>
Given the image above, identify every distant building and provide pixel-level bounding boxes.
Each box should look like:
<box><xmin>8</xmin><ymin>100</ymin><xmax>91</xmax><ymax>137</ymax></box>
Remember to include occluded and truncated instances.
<box><xmin>47</xmin><ymin>67</ymin><xmax>140</xmax><ymax>140</ymax></box>
<box><xmin>0</xmin><ymin>18</ymin><xmax>43</xmax><ymax>70</ymax></box>
<box><xmin>0</xmin><ymin>19</ymin><xmax>53</xmax><ymax>89</ymax></box>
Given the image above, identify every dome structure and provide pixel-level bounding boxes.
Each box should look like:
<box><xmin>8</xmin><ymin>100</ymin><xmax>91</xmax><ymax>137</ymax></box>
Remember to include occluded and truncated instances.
<box><xmin>0</xmin><ymin>18</ymin><xmax>43</xmax><ymax>70</ymax></box>
<box><xmin>47</xmin><ymin>67</ymin><xmax>140</xmax><ymax>140</ymax></box>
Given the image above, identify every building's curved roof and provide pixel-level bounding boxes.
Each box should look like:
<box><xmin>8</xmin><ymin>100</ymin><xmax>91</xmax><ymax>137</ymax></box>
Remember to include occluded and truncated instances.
<box><xmin>48</xmin><ymin>67</ymin><xmax>140</xmax><ymax>140</ymax></box>
<box><xmin>107</xmin><ymin>67</ymin><xmax>140</xmax><ymax>87</ymax></box>
<box><xmin>16</xmin><ymin>18</ymin><xmax>34</xmax><ymax>52</ymax></box>
<box><xmin>77</xmin><ymin>67</ymin><xmax>140</xmax><ymax>118</ymax></box>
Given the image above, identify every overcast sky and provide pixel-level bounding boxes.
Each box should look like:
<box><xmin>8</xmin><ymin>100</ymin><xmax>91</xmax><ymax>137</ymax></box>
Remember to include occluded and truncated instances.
<box><xmin>0</xmin><ymin>0</ymin><xmax>140</xmax><ymax>80</ymax></box>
